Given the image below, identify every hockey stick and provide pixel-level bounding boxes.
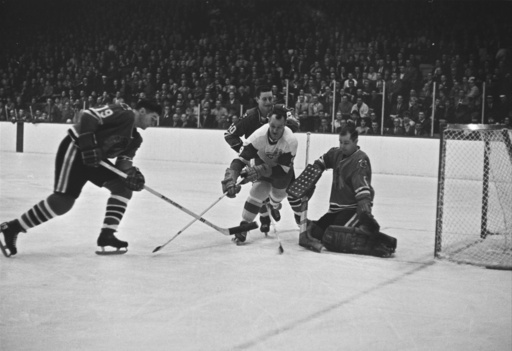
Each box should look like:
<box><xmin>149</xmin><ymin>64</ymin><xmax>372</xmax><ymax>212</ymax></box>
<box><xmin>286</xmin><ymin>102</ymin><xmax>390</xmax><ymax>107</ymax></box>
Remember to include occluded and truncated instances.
<box><xmin>152</xmin><ymin>177</ymin><xmax>249</xmax><ymax>253</ymax></box>
<box><xmin>299</xmin><ymin>132</ymin><xmax>311</xmax><ymax>235</ymax></box>
<box><xmin>266</xmin><ymin>203</ymin><xmax>284</xmax><ymax>254</ymax></box>
<box><xmin>100</xmin><ymin>161</ymin><xmax>257</xmax><ymax>237</ymax></box>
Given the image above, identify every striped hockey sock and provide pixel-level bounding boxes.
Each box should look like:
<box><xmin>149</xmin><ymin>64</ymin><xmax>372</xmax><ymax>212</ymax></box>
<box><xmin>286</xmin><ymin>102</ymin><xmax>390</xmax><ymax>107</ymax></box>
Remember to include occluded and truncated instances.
<box><xmin>288</xmin><ymin>195</ymin><xmax>304</xmax><ymax>225</ymax></box>
<box><xmin>102</xmin><ymin>195</ymin><xmax>129</xmax><ymax>231</ymax></box>
<box><xmin>18</xmin><ymin>199</ymin><xmax>59</xmax><ymax>231</ymax></box>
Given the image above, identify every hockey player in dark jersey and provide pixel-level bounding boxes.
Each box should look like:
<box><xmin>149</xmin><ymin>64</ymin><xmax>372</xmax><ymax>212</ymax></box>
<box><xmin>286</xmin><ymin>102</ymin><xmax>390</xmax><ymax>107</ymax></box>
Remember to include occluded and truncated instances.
<box><xmin>224</xmin><ymin>86</ymin><xmax>302</xmax><ymax>234</ymax></box>
<box><xmin>296</xmin><ymin>124</ymin><xmax>396</xmax><ymax>257</ymax></box>
<box><xmin>0</xmin><ymin>100</ymin><xmax>162</xmax><ymax>257</ymax></box>
<box><xmin>222</xmin><ymin>105</ymin><xmax>298</xmax><ymax>244</ymax></box>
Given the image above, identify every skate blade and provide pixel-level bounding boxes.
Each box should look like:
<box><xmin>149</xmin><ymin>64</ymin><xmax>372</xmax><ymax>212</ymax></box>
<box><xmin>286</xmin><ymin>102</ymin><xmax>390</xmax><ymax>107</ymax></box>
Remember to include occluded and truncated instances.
<box><xmin>0</xmin><ymin>242</ymin><xmax>12</xmax><ymax>257</ymax></box>
<box><xmin>95</xmin><ymin>247</ymin><xmax>128</xmax><ymax>255</ymax></box>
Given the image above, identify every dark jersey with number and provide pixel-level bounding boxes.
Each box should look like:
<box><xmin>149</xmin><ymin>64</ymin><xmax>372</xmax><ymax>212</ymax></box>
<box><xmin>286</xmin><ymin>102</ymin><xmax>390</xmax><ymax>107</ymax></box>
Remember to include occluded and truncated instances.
<box><xmin>69</xmin><ymin>103</ymin><xmax>142</xmax><ymax>160</ymax></box>
<box><xmin>224</xmin><ymin>106</ymin><xmax>268</xmax><ymax>152</ymax></box>
<box><xmin>315</xmin><ymin>147</ymin><xmax>374</xmax><ymax>213</ymax></box>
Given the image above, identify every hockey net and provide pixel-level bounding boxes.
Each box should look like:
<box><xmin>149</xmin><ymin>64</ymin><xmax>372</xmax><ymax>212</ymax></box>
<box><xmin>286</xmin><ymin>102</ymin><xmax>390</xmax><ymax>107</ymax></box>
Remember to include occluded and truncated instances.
<box><xmin>435</xmin><ymin>124</ymin><xmax>512</xmax><ymax>270</ymax></box>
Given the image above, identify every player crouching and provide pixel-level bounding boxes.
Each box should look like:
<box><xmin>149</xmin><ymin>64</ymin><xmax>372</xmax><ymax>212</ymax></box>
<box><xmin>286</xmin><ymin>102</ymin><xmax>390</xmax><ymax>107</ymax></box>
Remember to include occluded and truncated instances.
<box><xmin>288</xmin><ymin>124</ymin><xmax>397</xmax><ymax>257</ymax></box>
<box><xmin>221</xmin><ymin>105</ymin><xmax>298</xmax><ymax>245</ymax></box>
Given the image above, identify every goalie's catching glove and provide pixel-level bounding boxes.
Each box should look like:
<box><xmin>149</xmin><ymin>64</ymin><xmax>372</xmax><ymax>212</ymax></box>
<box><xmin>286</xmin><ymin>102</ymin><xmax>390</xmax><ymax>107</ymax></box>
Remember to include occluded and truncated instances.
<box><xmin>221</xmin><ymin>168</ymin><xmax>241</xmax><ymax>198</ymax></box>
<box><xmin>78</xmin><ymin>132</ymin><xmax>102</xmax><ymax>167</ymax></box>
<box><xmin>244</xmin><ymin>163</ymin><xmax>272</xmax><ymax>182</ymax></box>
<box><xmin>123</xmin><ymin>167</ymin><xmax>145</xmax><ymax>191</ymax></box>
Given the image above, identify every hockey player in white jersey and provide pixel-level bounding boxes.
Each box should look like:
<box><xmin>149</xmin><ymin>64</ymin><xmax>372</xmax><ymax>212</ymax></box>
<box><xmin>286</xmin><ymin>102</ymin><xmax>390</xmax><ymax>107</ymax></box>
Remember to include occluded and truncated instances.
<box><xmin>221</xmin><ymin>105</ymin><xmax>298</xmax><ymax>244</ymax></box>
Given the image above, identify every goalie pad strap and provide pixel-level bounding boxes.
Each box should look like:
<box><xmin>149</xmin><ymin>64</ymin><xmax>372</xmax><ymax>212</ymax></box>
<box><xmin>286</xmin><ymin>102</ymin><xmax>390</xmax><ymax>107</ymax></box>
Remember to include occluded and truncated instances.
<box><xmin>287</xmin><ymin>164</ymin><xmax>323</xmax><ymax>199</ymax></box>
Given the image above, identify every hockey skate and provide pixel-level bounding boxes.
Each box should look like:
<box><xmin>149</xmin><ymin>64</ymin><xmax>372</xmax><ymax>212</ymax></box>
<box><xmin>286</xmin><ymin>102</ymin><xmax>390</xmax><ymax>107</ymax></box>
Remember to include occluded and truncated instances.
<box><xmin>95</xmin><ymin>228</ymin><xmax>128</xmax><ymax>255</ymax></box>
<box><xmin>260</xmin><ymin>216</ymin><xmax>271</xmax><ymax>236</ymax></box>
<box><xmin>0</xmin><ymin>221</ymin><xmax>22</xmax><ymax>257</ymax></box>
<box><xmin>269</xmin><ymin>203</ymin><xmax>282</xmax><ymax>222</ymax></box>
<box><xmin>232</xmin><ymin>221</ymin><xmax>249</xmax><ymax>245</ymax></box>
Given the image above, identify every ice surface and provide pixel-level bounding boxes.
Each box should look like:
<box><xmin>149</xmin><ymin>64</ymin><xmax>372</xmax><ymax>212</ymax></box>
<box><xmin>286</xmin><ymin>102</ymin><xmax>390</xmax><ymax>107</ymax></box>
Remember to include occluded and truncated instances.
<box><xmin>1</xmin><ymin>151</ymin><xmax>511</xmax><ymax>351</ymax></box>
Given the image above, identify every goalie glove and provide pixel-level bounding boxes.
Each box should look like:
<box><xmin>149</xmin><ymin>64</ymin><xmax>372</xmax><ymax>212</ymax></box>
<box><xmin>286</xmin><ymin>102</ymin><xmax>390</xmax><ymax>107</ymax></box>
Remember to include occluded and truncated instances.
<box><xmin>221</xmin><ymin>168</ymin><xmax>241</xmax><ymax>198</ymax></box>
<box><xmin>78</xmin><ymin>132</ymin><xmax>102</xmax><ymax>167</ymax></box>
<box><xmin>123</xmin><ymin>167</ymin><xmax>145</xmax><ymax>191</ymax></box>
<box><xmin>244</xmin><ymin>163</ymin><xmax>272</xmax><ymax>182</ymax></box>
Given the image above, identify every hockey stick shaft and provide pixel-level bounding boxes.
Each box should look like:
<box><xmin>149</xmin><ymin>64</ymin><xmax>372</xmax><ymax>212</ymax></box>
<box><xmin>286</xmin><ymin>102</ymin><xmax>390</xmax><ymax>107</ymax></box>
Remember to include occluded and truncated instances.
<box><xmin>100</xmin><ymin>161</ymin><xmax>256</xmax><ymax>237</ymax></box>
<box><xmin>299</xmin><ymin>133</ymin><xmax>311</xmax><ymax>232</ymax></box>
<box><xmin>153</xmin><ymin>178</ymin><xmax>247</xmax><ymax>253</ymax></box>
<box><xmin>266</xmin><ymin>203</ymin><xmax>284</xmax><ymax>254</ymax></box>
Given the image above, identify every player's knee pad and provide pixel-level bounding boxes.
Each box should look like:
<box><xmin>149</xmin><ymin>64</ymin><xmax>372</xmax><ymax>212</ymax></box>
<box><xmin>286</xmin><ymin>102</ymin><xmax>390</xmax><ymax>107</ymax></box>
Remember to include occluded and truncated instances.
<box><xmin>103</xmin><ymin>179</ymin><xmax>133</xmax><ymax>199</ymax></box>
<box><xmin>47</xmin><ymin>193</ymin><xmax>76</xmax><ymax>215</ymax></box>
<box><xmin>249</xmin><ymin>181</ymin><xmax>272</xmax><ymax>202</ymax></box>
<box><xmin>322</xmin><ymin>225</ymin><xmax>396</xmax><ymax>257</ymax></box>
<box><xmin>269</xmin><ymin>187</ymin><xmax>287</xmax><ymax>204</ymax></box>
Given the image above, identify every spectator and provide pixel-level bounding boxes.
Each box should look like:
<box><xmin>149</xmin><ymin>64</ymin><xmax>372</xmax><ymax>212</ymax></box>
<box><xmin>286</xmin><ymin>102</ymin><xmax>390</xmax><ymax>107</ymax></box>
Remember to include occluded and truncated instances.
<box><xmin>417</xmin><ymin>111</ymin><xmax>431</xmax><ymax>135</ymax></box>
<box><xmin>370</xmin><ymin>121</ymin><xmax>380</xmax><ymax>135</ymax></box>
<box><xmin>483</xmin><ymin>95</ymin><xmax>500</xmax><ymax>123</ymax></box>
<box><xmin>337</xmin><ymin>94</ymin><xmax>353</xmax><ymax>120</ymax></box>
<box><xmin>316</xmin><ymin>117</ymin><xmax>331</xmax><ymax>133</ymax></box>
<box><xmin>60</xmin><ymin>102</ymin><xmax>75</xmax><ymax>124</ymax></box>
<box><xmin>403</xmin><ymin>115</ymin><xmax>415</xmax><ymax>136</ymax></box>
<box><xmin>389</xmin><ymin>95</ymin><xmax>407</xmax><ymax>121</ymax></box>
<box><xmin>211</xmin><ymin>100</ymin><xmax>228</xmax><ymax>126</ymax></box>
<box><xmin>295</xmin><ymin>94</ymin><xmax>309</xmax><ymax>117</ymax></box>
<box><xmin>388</xmin><ymin>117</ymin><xmax>405</xmax><ymax>136</ymax></box>
<box><xmin>170</xmin><ymin>113</ymin><xmax>182</xmax><ymax>128</ymax></box>
<box><xmin>356</xmin><ymin>118</ymin><xmax>371</xmax><ymax>135</ymax></box>
<box><xmin>307</xmin><ymin>94</ymin><xmax>324</xmax><ymax>131</ymax></box>
<box><xmin>351</xmin><ymin>97</ymin><xmax>369</xmax><ymax>118</ymax></box>
<box><xmin>160</xmin><ymin>106</ymin><xmax>173</xmax><ymax>127</ymax></box>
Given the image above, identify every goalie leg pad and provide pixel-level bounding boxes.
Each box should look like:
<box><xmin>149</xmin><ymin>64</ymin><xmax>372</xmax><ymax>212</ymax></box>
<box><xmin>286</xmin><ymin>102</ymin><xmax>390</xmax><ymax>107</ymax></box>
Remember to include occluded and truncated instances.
<box><xmin>299</xmin><ymin>221</ymin><xmax>324</xmax><ymax>253</ymax></box>
<box><xmin>322</xmin><ymin>226</ymin><xmax>396</xmax><ymax>257</ymax></box>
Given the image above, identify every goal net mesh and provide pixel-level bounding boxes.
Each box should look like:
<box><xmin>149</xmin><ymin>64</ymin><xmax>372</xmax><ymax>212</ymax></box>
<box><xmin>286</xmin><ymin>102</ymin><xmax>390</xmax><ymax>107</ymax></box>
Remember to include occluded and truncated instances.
<box><xmin>435</xmin><ymin>125</ymin><xmax>512</xmax><ymax>269</ymax></box>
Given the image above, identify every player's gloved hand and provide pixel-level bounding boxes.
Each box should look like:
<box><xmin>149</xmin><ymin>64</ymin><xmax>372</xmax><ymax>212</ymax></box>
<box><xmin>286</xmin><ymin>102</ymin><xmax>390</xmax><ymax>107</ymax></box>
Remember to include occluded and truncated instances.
<box><xmin>221</xmin><ymin>168</ymin><xmax>241</xmax><ymax>198</ymax></box>
<box><xmin>358</xmin><ymin>211</ymin><xmax>380</xmax><ymax>233</ymax></box>
<box><xmin>123</xmin><ymin>167</ymin><xmax>145</xmax><ymax>191</ymax></box>
<box><xmin>245</xmin><ymin>164</ymin><xmax>272</xmax><ymax>182</ymax></box>
<box><xmin>356</xmin><ymin>198</ymin><xmax>372</xmax><ymax>217</ymax></box>
<box><xmin>78</xmin><ymin>132</ymin><xmax>102</xmax><ymax>167</ymax></box>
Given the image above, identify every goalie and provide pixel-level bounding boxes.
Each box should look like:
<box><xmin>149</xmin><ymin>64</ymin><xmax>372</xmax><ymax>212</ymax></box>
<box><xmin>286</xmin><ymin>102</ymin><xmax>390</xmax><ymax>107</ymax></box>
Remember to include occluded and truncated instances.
<box><xmin>288</xmin><ymin>124</ymin><xmax>397</xmax><ymax>257</ymax></box>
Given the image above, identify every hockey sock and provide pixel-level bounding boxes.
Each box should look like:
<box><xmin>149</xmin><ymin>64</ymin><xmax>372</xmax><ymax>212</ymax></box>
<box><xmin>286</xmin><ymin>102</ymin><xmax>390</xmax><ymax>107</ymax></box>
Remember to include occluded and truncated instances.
<box><xmin>102</xmin><ymin>195</ymin><xmax>129</xmax><ymax>231</ymax></box>
<box><xmin>288</xmin><ymin>195</ymin><xmax>304</xmax><ymax>225</ymax></box>
<box><xmin>259</xmin><ymin>202</ymin><xmax>270</xmax><ymax>221</ymax></box>
<box><xmin>18</xmin><ymin>198</ymin><xmax>61</xmax><ymax>231</ymax></box>
<box><xmin>242</xmin><ymin>194</ymin><xmax>263</xmax><ymax>223</ymax></box>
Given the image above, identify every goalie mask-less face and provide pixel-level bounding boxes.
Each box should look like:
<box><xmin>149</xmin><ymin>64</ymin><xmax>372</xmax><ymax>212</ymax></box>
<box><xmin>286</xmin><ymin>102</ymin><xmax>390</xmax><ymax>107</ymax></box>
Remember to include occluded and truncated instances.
<box><xmin>339</xmin><ymin>133</ymin><xmax>358</xmax><ymax>156</ymax></box>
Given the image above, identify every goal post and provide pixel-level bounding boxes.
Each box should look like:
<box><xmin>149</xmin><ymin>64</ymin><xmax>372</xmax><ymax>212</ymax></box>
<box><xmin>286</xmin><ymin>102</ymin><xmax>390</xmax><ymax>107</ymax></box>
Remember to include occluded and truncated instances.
<box><xmin>435</xmin><ymin>124</ymin><xmax>512</xmax><ymax>270</ymax></box>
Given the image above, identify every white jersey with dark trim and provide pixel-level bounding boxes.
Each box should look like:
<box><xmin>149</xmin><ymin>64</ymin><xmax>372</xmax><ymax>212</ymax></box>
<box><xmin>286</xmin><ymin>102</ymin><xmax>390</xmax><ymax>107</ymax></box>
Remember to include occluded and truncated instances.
<box><xmin>239</xmin><ymin>124</ymin><xmax>298</xmax><ymax>173</ymax></box>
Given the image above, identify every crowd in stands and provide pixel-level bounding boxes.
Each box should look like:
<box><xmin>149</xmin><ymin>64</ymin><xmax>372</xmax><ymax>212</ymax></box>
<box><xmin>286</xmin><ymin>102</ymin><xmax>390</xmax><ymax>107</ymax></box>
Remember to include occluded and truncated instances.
<box><xmin>1</xmin><ymin>0</ymin><xmax>511</xmax><ymax>135</ymax></box>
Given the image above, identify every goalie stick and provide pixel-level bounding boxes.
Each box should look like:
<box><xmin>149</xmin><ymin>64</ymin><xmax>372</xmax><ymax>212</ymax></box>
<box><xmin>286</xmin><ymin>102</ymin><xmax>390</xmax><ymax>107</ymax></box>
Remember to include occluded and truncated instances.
<box><xmin>100</xmin><ymin>161</ymin><xmax>257</xmax><ymax>237</ymax></box>
<box><xmin>299</xmin><ymin>132</ymin><xmax>311</xmax><ymax>237</ymax></box>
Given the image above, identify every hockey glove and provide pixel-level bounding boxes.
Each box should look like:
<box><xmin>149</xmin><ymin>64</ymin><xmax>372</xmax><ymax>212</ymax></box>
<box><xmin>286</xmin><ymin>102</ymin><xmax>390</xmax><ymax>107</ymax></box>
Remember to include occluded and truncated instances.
<box><xmin>78</xmin><ymin>132</ymin><xmax>102</xmax><ymax>167</ymax></box>
<box><xmin>245</xmin><ymin>164</ymin><xmax>272</xmax><ymax>182</ymax></box>
<box><xmin>123</xmin><ymin>167</ymin><xmax>145</xmax><ymax>191</ymax></box>
<box><xmin>221</xmin><ymin>168</ymin><xmax>241</xmax><ymax>198</ymax></box>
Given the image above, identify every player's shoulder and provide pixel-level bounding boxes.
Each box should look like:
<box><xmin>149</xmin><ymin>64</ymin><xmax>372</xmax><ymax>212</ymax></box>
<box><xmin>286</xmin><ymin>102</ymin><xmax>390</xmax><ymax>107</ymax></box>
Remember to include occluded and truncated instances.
<box><xmin>282</xmin><ymin>127</ymin><xmax>298</xmax><ymax>143</ymax></box>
